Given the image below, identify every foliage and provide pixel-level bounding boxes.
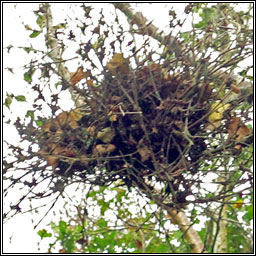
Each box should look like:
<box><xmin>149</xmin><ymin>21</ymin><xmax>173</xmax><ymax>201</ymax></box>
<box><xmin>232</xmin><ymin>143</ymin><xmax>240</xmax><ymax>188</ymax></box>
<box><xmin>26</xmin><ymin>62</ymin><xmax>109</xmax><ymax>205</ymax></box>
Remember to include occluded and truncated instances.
<box><xmin>37</xmin><ymin>184</ymin><xmax>191</xmax><ymax>253</ymax></box>
<box><xmin>3</xmin><ymin>3</ymin><xmax>253</xmax><ymax>253</ymax></box>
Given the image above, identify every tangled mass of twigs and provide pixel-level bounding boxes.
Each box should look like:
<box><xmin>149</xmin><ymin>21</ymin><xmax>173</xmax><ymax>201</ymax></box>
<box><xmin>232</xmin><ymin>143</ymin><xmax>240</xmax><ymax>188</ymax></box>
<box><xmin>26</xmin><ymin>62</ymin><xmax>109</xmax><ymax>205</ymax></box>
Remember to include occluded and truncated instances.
<box><xmin>28</xmin><ymin>52</ymin><xmax>251</xmax><ymax>206</ymax></box>
<box><xmin>4</xmin><ymin>4</ymin><xmax>253</xmax><ymax>217</ymax></box>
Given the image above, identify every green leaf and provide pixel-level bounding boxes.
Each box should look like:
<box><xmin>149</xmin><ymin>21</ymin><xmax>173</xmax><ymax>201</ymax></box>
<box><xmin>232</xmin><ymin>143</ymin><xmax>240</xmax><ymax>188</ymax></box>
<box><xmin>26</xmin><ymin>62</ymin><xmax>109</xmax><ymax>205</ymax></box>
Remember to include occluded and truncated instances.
<box><xmin>53</xmin><ymin>23</ymin><xmax>67</xmax><ymax>30</ymax></box>
<box><xmin>87</xmin><ymin>190</ymin><xmax>97</xmax><ymax>198</ymax></box>
<box><xmin>153</xmin><ymin>243</ymin><xmax>170</xmax><ymax>253</ymax></box>
<box><xmin>38</xmin><ymin>229</ymin><xmax>52</xmax><ymax>238</ymax></box>
<box><xmin>194</xmin><ymin>20</ymin><xmax>206</xmax><ymax>28</ymax></box>
<box><xmin>243</xmin><ymin>204</ymin><xmax>253</xmax><ymax>222</ymax></box>
<box><xmin>173</xmin><ymin>230</ymin><xmax>183</xmax><ymax>239</ymax></box>
<box><xmin>35</xmin><ymin>120</ymin><xmax>43</xmax><ymax>126</ymax></box>
<box><xmin>75</xmin><ymin>225</ymin><xmax>83</xmax><ymax>233</ymax></box>
<box><xmin>101</xmin><ymin>204</ymin><xmax>108</xmax><ymax>215</ymax></box>
<box><xmin>194</xmin><ymin>218</ymin><xmax>200</xmax><ymax>224</ymax></box>
<box><xmin>64</xmin><ymin>237</ymin><xmax>76</xmax><ymax>253</ymax></box>
<box><xmin>198</xmin><ymin>227</ymin><xmax>206</xmax><ymax>240</ymax></box>
<box><xmin>59</xmin><ymin>220</ymin><xmax>68</xmax><ymax>235</ymax></box>
<box><xmin>15</xmin><ymin>95</ymin><xmax>26</xmax><ymax>102</ymax></box>
<box><xmin>36</xmin><ymin>15</ymin><xmax>44</xmax><ymax>28</ymax></box>
<box><xmin>97</xmin><ymin>218</ymin><xmax>107</xmax><ymax>228</ymax></box>
<box><xmin>23</xmin><ymin>47</ymin><xmax>33</xmax><ymax>54</ymax></box>
<box><xmin>116</xmin><ymin>188</ymin><xmax>126</xmax><ymax>202</ymax></box>
<box><xmin>4</xmin><ymin>94</ymin><xmax>14</xmax><ymax>109</ymax></box>
<box><xmin>180</xmin><ymin>32</ymin><xmax>191</xmax><ymax>42</ymax></box>
<box><xmin>29</xmin><ymin>30</ymin><xmax>41</xmax><ymax>38</ymax></box>
<box><xmin>25</xmin><ymin>110</ymin><xmax>35</xmax><ymax>119</ymax></box>
<box><xmin>24</xmin><ymin>72</ymin><xmax>32</xmax><ymax>83</ymax></box>
<box><xmin>201</xmin><ymin>7</ymin><xmax>215</xmax><ymax>19</ymax></box>
<box><xmin>54</xmin><ymin>81</ymin><xmax>62</xmax><ymax>89</ymax></box>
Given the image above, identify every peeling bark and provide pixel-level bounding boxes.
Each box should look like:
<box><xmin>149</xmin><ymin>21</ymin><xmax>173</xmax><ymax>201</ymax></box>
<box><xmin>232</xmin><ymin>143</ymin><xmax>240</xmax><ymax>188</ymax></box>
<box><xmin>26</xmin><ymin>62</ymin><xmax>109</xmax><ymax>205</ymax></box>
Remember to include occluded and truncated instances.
<box><xmin>167</xmin><ymin>208</ymin><xmax>205</xmax><ymax>253</ymax></box>
<box><xmin>139</xmin><ymin>184</ymin><xmax>206</xmax><ymax>253</ymax></box>
<box><xmin>42</xmin><ymin>3</ymin><xmax>84</xmax><ymax>107</ymax></box>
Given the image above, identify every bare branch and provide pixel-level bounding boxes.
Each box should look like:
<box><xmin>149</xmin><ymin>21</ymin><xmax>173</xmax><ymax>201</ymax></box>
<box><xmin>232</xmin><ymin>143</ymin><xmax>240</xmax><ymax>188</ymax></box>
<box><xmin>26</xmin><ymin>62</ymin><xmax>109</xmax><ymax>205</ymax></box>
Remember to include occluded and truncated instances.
<box><xmin>113</xmin><ymin>3</ymin><xmax>184</xmax><ymax>58</ymax></box>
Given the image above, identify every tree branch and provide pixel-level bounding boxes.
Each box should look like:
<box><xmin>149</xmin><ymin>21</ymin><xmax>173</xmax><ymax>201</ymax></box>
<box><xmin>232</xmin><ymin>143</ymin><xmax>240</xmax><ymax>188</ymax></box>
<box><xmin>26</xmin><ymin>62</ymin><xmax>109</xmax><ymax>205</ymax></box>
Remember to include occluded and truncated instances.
<box><xmin>42</xmin><ymin>3</ymin><xmax>84</xmax><ymax>107</ymax></box>
<box><xmin>212</xmin><ymin>177</ymin><xmax>228</xmax><ymax>253</ymax></box>
<box><xmin>167</xmin><ymin>208</ymin><xmax>205</xmax><ymax>253</ymax></box>
<box><xmin>113</xmin><ymin>3</ymin><xmax>185</xmax><ymax>58</ymax></box>
<box><xmin>43</xmin><ymin>3</ymin><xmax>69</xmax><ymax>80</ymax></box>
<box><xmin>139</xmin><ymin>182</ymin><xmax>205</xmax><ymax>253</ymax></box>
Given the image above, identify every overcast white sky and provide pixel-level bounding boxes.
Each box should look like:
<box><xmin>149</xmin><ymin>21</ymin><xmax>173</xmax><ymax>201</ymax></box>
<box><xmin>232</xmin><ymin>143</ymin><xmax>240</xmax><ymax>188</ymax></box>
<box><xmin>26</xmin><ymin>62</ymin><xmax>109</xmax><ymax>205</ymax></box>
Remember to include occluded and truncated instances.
<box><xmin>2</xmin><ymin>2</ymin><xmax>252</xmax><ymax>253</ymax></box>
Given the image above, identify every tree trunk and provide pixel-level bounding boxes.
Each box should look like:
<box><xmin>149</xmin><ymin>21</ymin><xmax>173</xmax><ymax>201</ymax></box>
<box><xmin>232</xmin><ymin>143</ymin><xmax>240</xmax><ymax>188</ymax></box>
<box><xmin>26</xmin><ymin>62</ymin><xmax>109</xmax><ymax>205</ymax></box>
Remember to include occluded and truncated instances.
<box><xmin>212</xmin><ymin>177</ymin><xmax>228</xmax><ymax>253</ymax></box>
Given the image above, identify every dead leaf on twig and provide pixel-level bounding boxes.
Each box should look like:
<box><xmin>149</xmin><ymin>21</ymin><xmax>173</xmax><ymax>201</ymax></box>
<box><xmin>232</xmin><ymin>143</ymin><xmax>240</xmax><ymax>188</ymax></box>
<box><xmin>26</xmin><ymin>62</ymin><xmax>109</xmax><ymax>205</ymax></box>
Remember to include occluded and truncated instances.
<box><xmin>70</xmin><ymin>67</ymin><xmax>90</xmax><ymax>85</ymax></box>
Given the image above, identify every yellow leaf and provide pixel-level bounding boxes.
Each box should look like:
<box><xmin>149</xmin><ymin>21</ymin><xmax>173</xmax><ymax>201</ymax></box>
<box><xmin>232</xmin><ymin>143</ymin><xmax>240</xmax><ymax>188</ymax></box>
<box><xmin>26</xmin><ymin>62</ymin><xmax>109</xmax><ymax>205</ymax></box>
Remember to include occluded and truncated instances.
<box><xmin>56</xmin><ymin>111</ymin><xmax>78</xmax><ymax>129</ymax></box>
<box><xmin>208</xmin><ymin>102</ymin><xmax>230</xmax><ymax>123</ymax></box>
<box><xmin>96</xmin><ymin>127</ymin><xmax>115</xmax><ymax>143</ymax></box>
<box><xmin>87</xmin><ymin>126</ymin><xmax>96</xmax><ymax>136</ymax></box>
<box><xmin>233</xmin><ymin>199</ymin><xmax>243</xmax><ymax>209</ymax></box>
<box><xmin>208</xmin><ymin>112</ymin><xmax>223</xmax><ymax>122</ymax></box>
<box><xmin>70</xmin><ymin>109</ymin><xmax>83</xmax><ymax>121</ymax></box>
<box><xmin>106</xmin><ymin>53</ymin><xmax>129</xmax><ymax>75</ymax></box>
<box><xmin>25</xmin><ymin>24</ymin><xmax>33</xmax><ymax>30</ymax></box>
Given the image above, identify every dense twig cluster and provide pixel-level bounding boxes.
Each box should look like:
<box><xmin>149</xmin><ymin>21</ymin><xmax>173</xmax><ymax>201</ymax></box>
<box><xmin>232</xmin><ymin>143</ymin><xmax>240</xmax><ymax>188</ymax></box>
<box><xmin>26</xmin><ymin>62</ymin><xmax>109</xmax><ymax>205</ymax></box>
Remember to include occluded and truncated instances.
<box><xmin>3</xmin><ymin>4</ymin><xmax>253</xmax><ymax>233</ymax></box>
<box><xmin>29</xmin><ymin>53</ymin><xmax>251</xmax><ymax>210</ymax></box>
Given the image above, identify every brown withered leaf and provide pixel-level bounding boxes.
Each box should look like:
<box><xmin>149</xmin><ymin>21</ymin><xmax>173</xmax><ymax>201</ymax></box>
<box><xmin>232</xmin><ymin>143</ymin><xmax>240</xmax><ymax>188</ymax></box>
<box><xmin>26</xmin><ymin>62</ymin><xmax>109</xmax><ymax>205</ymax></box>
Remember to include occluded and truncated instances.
<box><xmin>137</xmin><ymin>141</ymin><xmax>151</xmax><ymax>162</ymax></box>
<box><xmin>93</xmin><ymin>144</ymin><xmax>116</xmax><ymax>155</ymax></box>
<box><xmin>59</xmin><ymin>249</ymin><xmax>68</xmax><ymax>253</ymax></box>
<box><xmin>228</xmin><ymin>117</ymin><xmax>251</xmax><ymax>142</ymax></box>
<box><xmin>236</xmin><ymin>125</ymin><xmax>251</xmax><ymax>142</ymax></box>
<box><xmin>134</xmin><ymin>239</ymin><xmax>142</xmax><ymax>249</ymax></box>
<box><xmin>138</xmin><ymin>146</ymin><xmax>151</xmax><ymax>162</ymax></box>
<box><xmin>39</xmin><ymin>149</ymin><xmax>59</xmax><ymax>170</ymax></box>
<box><xmin>39</xmin><ymin>144</ymin><xmax>77</xmax><ymax>170</ymax></box>
<box><xmin>79</xmin><ymin>154</ymin><xmax>89</xmax><ymax>166</ymax></box>
<box><xmin>142</xmin><ymin>63</ymin><xmax>162</xmax><ymax>73</ymax></box>
<box><xmin>231</xmin><ymin>84</ymin><xmax>241</xmax><ymax>94</ymax></box>
<box><xmin>227</xmin><ymin>116</ymin><xmax>240</xmax><ymax>138</ymax></box>
<box><xmin>57</xmin><ymin>111</ymin><xmax>78</xmax><ymax>129</ymax></box>
<box><xmin>42</xmin><ymin>110</ymin><xmax>82</xmax><ymax>132</ymax></box>
<box><xmin>70</xmin><ymin>67</ymin><xmax>90</xmax><ymax>85</ymax></box>
<box><xmin>232</xmin><ymin>144</ymin><xmax>242</xmax><ymax>155</ymax></box>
